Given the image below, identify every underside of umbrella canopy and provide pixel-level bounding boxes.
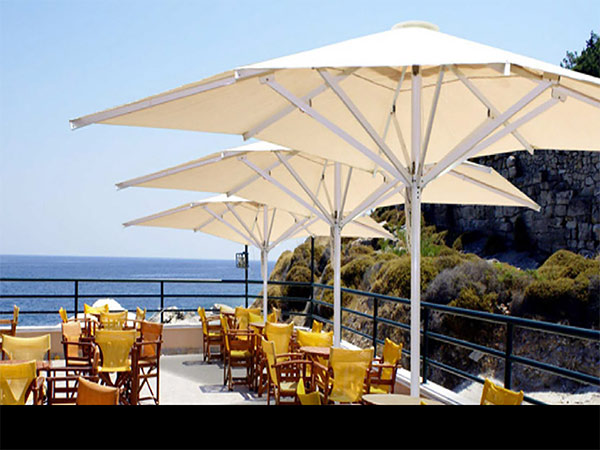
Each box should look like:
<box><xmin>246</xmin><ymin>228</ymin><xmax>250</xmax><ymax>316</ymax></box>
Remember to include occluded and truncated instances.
<box><xmin>71</xmin><ymin>23</ymin><xmax>600</xmax><ymax>180</ymax></box>
<box><xmin>123</xmin><ymin>193</ymin><xmax>394</xmax><ymax>247</ymax></box>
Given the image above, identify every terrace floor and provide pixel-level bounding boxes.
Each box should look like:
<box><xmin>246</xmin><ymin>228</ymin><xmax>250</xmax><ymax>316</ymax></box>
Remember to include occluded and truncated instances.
<box><xmin>158</xmin><ymin>353</ymin><xmax>268</xmax><ymax>405</ymax></box>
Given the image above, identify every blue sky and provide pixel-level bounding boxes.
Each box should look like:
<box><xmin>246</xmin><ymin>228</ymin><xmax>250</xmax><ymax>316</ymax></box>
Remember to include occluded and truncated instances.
<box><xmin>0</xmin><ymin>0</ymin><xmax>598</xmax><ymax>262</ymax></box>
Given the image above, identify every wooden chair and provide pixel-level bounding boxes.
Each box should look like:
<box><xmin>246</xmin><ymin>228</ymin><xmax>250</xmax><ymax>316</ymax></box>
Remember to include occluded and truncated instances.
<box><xmin>62</xmin><ymin>321</ymin><xmax>95</xmax><ymax>372</ymax></box>
<box><xmin>197</xmin><ymin>307</ymin><xmax>222</xmax><ymax>361</ymax></box>
<box><xmin>261</xmin><ymin>337</ymin><xmax>313</xmax><ymax>405</ymax></box>
<box><xmin>45</xmin><ymin>350</ymin><xmax>100</xmax><ymax>405</ymax></box>
<box><xmin>82</xmin><ymin>303</ymin><xmax>110</xmax><ymax>337</ymax></box>
<box><xmin>369</xmin><ymin>338</ymin><xmax>403</xmax><ymax>394</ymax></box>
<box><xmin>314</xmin><ymin>347</ymin><xmax>374</xmax><ymax>404</ymax></box>
<box><xmin>296</xmin><ymin>376</ymin><xmax>322</xmax><ymax>405</ymax></box>
<box><xmin>257</xmin><ymin>322</ymin><xmax>294</xmax><ymax>395</ymax></box>
<box><xmin>220</xmin><ymin>314</ymin><xmax>255</xmax><ymax>391</ymax></box>
<box><xmin>480</xmin><ymin>378</ymin><xmax>524</xmax><ymax>405</ymax></box>
<box><xmin>76</xmin><ymin>376</ymin><xmax>119</xmax><ymax>405</ymax></box>
<box><xmin>99</xmin><ymin>310</ymin><xmax>128</xmax><ymax>330</ymax></box>
<box><xmin>131</xmin><ymin>321</ymin><xmax>163</xmax><ymax>405</ymax></box>
<box><xmin>311</xmin><ymin>320</ymin><xmax>324</xmax><ymax>333</ymax></box>
<box><xmin>95</xmin><ymin>329</ymin><xmax>137</xmax><ymax>404</ymax></box>
<box><xmin>234</xmin><ymin>307</ymin><xmax>261</xmax><ymax>332</ymax></box>
<box><xmin>0</xmin><ymin>360</ymin><xmax>44</xmax><ymax>405</ymax></box>
<box><xmin>0</xmin><ymin>305</ymin><xmax>19</xmax><ymax>357</ymax></box>
<box><xmin>2</xmin><ymin>334</ymin><xmax>51</xmax><ymax>363</ymax></box>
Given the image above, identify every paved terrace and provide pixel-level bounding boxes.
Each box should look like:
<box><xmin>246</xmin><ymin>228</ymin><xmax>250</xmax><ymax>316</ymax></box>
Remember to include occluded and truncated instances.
<box><xmin>159</xmin><ymin>353</ymin><xmax>267</xmax><ymax>405</ymax></box>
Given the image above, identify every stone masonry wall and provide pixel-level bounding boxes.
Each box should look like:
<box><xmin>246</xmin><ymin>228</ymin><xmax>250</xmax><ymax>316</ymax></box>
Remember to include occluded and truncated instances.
<box><xmin>422</xmin><ymin>150</ymin><xmax>600</xmax><ymax>261</ymax></box>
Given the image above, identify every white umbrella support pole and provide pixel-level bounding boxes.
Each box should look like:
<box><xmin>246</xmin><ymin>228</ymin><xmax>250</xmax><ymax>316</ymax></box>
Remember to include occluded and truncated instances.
<box><xmin>410</xmin><ymin>186</ymin><xmax>421</xmax><ymax>397</ymax></box>
<box><xmin>332</xmin><ymin>224</ymin><xmax>342</xmax><ymax>347</ymax></box>
<box><xmin>261</xmin><ymin>247</ymin><xmax>268</xmax><ymax>322</ymax></box>
<box><xmin>410</xmin><ymin>65</ymin><xmax>422</xmax><ymax>398</ymax></box>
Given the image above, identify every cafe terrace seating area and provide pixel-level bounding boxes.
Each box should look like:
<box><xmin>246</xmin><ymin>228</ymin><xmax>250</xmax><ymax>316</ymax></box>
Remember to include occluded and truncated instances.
<box><xmin>0</xmin><ymin>302</ymin><xmax>526</xmax><ymax>406</ymax></box>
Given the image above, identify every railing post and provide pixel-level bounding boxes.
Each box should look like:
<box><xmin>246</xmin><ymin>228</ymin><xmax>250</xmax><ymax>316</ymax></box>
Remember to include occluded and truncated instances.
<box><xmin>74</xmin><ymin>280</ymin><xmax>79</xmax><ymax>319</ymax></box>
<box><xmin>160</xmin><ymin>281</ymin><xmax>165</xmax><ymax>324</ymax></box>
<box><xmin>372</xmin><ymin>296</ymin><xmax>378</xmax><ymax>352</ymax></box>
<box><xmin>505</xmin><ymin>322</ymin><xmax>514</xmax><ymax>389</ymax></box>
<box><xmin>422</xmin><ymin>306</ymin><xmax>429</xmax><ymax>384</ymax></box>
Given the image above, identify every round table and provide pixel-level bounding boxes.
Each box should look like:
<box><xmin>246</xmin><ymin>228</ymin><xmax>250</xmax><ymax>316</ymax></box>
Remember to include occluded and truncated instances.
<box><xmin>362</xmin><ymin>393</ymin><xmax>445</xmax><ymax>405</ymax></box>
<box><xmin>299</xmin><ymin>346</ymin><xmax>331</xmax><ymax>359</ymax></box>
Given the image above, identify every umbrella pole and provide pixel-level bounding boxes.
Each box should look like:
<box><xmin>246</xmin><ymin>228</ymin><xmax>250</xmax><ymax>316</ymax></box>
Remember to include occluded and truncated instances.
<box><xmin>410</xmin><ymin>64</ymin><xmax>422</xmax><ymax>398</ymax></box>
<box><xmin>333</xmin><ymin>162</ymin><xmax>342</xmax><ymax>347</ymax></box>
<box><xmin>410</xmin><ymin>186</ymin><xmax>421</xmax><ymax>397</ymax></box>
<box><xmin>332</xmin><ymin>223</ymin><xmax>342</xmax><ymax>347</ymax></box>
<box><xmin>261</xmin><ymin>247</ymin><xmax>268</xmax><ymax>322</ymax></box>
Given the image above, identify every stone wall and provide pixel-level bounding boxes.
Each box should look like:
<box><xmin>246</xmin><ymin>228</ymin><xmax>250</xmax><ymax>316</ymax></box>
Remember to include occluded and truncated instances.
<box><xmin>422</xmin><ymin>150</ymin><xmax>600</xmax><ymax>261</ymax></box>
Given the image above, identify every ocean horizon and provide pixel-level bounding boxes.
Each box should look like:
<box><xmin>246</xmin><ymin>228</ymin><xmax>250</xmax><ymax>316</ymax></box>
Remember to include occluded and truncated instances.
<box><xmin>0</xmin><ymin>254</ymin><xmax>275</xmax><ymax>326</ymax></box>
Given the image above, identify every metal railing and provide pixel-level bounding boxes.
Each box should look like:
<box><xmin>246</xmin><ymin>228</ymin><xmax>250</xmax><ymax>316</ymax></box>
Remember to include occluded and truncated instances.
<box><xmin>1</xmin><ymin>276</ymin><xmax>599</xmax><ymax>405</ymax></box>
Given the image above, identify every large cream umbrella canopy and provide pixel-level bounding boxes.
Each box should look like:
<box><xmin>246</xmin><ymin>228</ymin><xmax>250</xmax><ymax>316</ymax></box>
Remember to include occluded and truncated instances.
<box><xmin>123</xmin><ymin>193</ymin><xmax>393</xmax><ymax>322</ymax></box>
<box><xmin>72</xmin><ymin>21</ymin><xmax>597</xmax><ymax>395</ymax></box>
<box><xmin>116</xmin><ymin>140</ymin><xmax>539</xmax><ymax>348</ymax></box>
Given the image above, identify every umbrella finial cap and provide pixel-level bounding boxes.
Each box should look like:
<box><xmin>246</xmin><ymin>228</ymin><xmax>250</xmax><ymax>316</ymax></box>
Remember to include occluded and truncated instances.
<box><xmin>392</xmin><ymin>21</ymin><xmax>439</xmax><ymax>32</ymax></box>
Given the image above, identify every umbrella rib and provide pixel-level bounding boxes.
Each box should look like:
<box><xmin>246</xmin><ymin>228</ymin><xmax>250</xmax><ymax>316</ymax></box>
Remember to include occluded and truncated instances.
<box><xmin>420</xmin><ymin>66</ymin><xmax>446</xmax><ymax>170</ymax></box>
<box><xmin>382</xmin><ymin>66</ymin><xmax>407</xmax><ymax>141</ymax></box>
<box><xmin>350</xmin><ymin>218</ymin><xmax>394</xmax><ymax>239</ymax></box>
<box><xmin>451</xmin><ymin>65</ymin><xmax>535</xmax><ymax>154</ymax></box>
<box><xmin>238</xmin><ymin>155</ymin><xmax>331</xmax><ymax>224</ymax></box>
<box><xmin>469</xmin><ymin>96</ymin><xmax>561</xmax><ymax>158</ymax></box>
<box><xmin>201</xmin><ymin>205</ymin><xmax>259</xmax><ymax>247</ymax></box>
<box><xmin>554</xmin><ymin>86</ymin><xmax>600</xmax><ymax>109</ymax></box>
<box><xmin>123</xmin><ymin>203</ymin><xmax>197</xmax><ymax>227</ymax></box>
<box><xmin>242</xmin><ymin>69</ymin><xmax>355</xmax><ymax>140</ymax></box>
<box><xmin>274</xmin><ymin>152</ymin><xmax>332</xmax><ymax>221</ymax></box>
<box><xmin>266</xmin><ymin>207</ymin><xmax>277</xmax><ymax>245</ymax></box>
<box><xmin>70</xmin><ymin>70</ymin><xmax>272</xmax><ymax>130</ymax></box>
<box><xmin>226</xmin><ymin>154</ymin><xmax>288</xmax><ymax>197</ymax></box>
<box><xmin>340</xmin><ymin>166</ymin><xmax>353</xmax><ymax>215</ymax></box>
<box><xmin>317</xmin><ymin>68</ymin><xmax>412</xmax><ymax>185</ymax></box>
<box><xmin>447</xmin><ymin>170</ymin><xmax>540</xmax><ymax>211</ymax></box>
<box><xmin>116</xmin><ymin>155</ymin><xmax>225</xmax><ymax>190</ymax></box>
<box><xmin>224</xmin><ymin>203</ymin><xmax>263</xmax><ymax>247</ymax></box>
<box><xmin>259</xmin><ymin>75</ymin><xmax>403</xmax><ymax>181</ymax></box>
<box><xmin>340</xmin><ymin>178</ymin><xmax>405</xmax><ymax>227</ymax></box>
<box><xmin>268</xmin><ymin>215</ymin><xmax>315</xmax><ymax>251</ymax></box>
<box><xmin>391</xmin><ymin>112</ymin><xmax>411</xmax><ymax>166</ymax></box>
<box><xmin>422</xmin><ymin>79</ymin><xmax>553</xmax><ymax>186</ymax></box>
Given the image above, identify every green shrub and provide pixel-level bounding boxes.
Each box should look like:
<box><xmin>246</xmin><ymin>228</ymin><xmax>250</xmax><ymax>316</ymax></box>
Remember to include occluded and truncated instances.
<box><xmin>281</xmin><ymin>264</ymin><xmax>312</xmax><ymax>301</ymax></box>
<box><xmin>449</xmin><ymin>287</ymin><xmax>497</xmax><ymax>313</ymax></box>
<box><xmin>340</xmin><ymin>255</ymin><xmax>376</xmax><ymax>290</ymax></box>
<box><xmin>536</xmin><ymin>249</ymin><xmax>599</xmax><ymax>280</ymax></box>
<box><xmin>372</xmin><ymin>256</ymin><xmax>439</xmax><ymax>299</ymax></box>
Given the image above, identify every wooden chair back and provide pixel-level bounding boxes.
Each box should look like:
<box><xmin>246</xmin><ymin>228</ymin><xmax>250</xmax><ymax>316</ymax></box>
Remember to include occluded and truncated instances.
<box><xmin>480</xmin><ymin>378</ymin><xmax>524</xmax><ymax>405</ymax></box>
<box><xmin>76</xmin><ymin>376</ymin><xmax>119</xmax><ymax>405</ymax></box>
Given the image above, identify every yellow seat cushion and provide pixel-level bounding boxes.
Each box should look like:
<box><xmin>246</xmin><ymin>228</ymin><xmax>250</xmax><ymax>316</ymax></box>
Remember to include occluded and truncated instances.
<box><xmin>230</xmin><ymin>350</ymin><xmax>252</xmax><ymax>358</ymax></box>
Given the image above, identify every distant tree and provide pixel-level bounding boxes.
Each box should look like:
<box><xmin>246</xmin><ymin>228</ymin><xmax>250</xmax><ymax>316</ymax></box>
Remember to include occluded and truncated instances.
<box><xmin>560</xmin><ymin>31</ymin><xmax>599</xmax><ymax>77</ymax></box>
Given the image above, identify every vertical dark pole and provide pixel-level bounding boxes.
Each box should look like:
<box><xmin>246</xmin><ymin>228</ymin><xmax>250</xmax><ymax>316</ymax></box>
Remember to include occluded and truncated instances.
<box><xmin>309</xmin><ymin>237</ymin><xmax>315</xmax><ymax>323</ymax></box>
<box><xmin>160</xmin><ymin>281</ymin><xmax>165</xmax><ymax>324</ymax></box>
<box><xmin>74</xmin><ymin>281</ymin><xmax>79</xmax><ymax>319</ymax></box>
<box><xmin>504</xmin><ymin>322</ymin><xmax>514</xmax><ymax>389</ymax></box>
<box><xmin>372</xmin><ymin>297</ymin><xmax>378</xmax><ymax>352</ymax></box>
<box><xmin>244</xmin><ymin>245</ymin><xmax>249</xmax><ymax>308</ymax></box>
<box><xmin>422</xmin><ymin>307</ymin><xmax>429</xmax><ymax>384</ymax></box>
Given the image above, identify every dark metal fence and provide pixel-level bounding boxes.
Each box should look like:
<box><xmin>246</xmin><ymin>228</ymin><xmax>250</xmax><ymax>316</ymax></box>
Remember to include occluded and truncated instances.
<box><xmin>1</xmin><ymin>276</ymin><xmax>599</xmax><ymax>405</ymax></box>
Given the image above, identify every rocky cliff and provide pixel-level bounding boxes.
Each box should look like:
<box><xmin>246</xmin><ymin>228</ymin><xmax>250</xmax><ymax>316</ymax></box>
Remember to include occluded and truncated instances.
<box><xmin>423</xmin><ymin>150</ymin><xmax>600</xmax><ymax>265</ymax></box>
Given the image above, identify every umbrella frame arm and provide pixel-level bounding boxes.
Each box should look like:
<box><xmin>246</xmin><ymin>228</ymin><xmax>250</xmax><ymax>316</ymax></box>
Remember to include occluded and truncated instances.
<box><xmin>242</xmin><ymin>69</ymin><xmax>356</xmax><ymax>141</ymax></box>
<box><xmin>317</xmin><ymin>68</ymin><xmax>412</xmax><ymax>185</ymax></box>
<box><xmin>422</xmin><ymin>78</ymin><xmax>554</xmax><ymax>186</ymax></box>
<box><xmin>259</xmin><ymin>74</ymin><xmax>405</xmax><ymax>183</ymax></box>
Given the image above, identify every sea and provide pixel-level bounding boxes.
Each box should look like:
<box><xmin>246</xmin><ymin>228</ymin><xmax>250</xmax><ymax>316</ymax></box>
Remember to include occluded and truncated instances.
<box><xmin>0</xmin><ymin>254</ymin><xmax>275</xmax><ymax>327</ymax></box>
